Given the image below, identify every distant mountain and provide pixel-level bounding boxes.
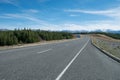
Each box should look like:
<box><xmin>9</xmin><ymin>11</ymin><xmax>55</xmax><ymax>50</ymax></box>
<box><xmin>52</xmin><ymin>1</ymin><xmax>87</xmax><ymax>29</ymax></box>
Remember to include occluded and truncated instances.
<box><xmin>106</xmin><ymin>30</ymin><xmax>120</xmax><ymax>34</ymax></box>
<box><xmin>61</xmin><ymin>29</ymin><xmax>120</xmax><ymax>34</ymax></box>
<box><xmin>0</xmin><ymin>29</ymin><xmax>120</xmax><ymax>34</ymax></box>
<box><xmin>0</xmin><ymin>29</ymin><xmax>9</xmax><ymax>31</ymax></box>
<box><xmin>61</xmin><ymin>30</ymin><xmax>88</xmax><ymax>33</ymax></box>
<box><xmin>91</xmin><ymin>29</ymin><xmax>120</xmax><ymax>34</ymax></box>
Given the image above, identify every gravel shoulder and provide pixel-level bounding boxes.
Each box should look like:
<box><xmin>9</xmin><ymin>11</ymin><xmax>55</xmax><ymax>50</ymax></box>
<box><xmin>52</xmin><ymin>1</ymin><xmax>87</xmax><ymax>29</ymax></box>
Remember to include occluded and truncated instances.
<box><xmin>0</xmin><ymin>38</ymin><xmax>78</xmax><ymax>51</ymax></box>
<box><xmin>91</xmin><ymin>34</ymin><xmax>120</xmax><ymax>59</ymax></box>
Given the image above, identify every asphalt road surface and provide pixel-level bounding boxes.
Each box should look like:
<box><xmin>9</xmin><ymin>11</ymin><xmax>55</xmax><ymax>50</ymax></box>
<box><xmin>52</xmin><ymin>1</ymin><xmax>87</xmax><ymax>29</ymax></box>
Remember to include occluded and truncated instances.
<box><xmin>0</xmin><ymin>36</ymin><xmax>120</xmax><ymax>80</ymax></box>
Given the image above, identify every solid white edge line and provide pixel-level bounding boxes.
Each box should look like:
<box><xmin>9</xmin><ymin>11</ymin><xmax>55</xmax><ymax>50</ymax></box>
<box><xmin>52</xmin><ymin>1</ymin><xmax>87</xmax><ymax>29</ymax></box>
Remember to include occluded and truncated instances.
<box><xmin>37</xmin><ymin>49</ymin><xmax>52</xmax><ymax>54</ymax></box>
<box><xmin>55</xmin><ymin>39</ymin><xmax>90</xmax><ymax>80</ymax></box>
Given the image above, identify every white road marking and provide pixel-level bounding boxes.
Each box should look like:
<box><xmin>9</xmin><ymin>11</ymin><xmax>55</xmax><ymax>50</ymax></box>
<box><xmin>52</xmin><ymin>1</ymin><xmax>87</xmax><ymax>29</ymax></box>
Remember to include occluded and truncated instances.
<box><xmin>37</xmin><ymin>49</ymin><xmax>52</xmax><ymax>54</ymax></box>
<box><xmin>55</xmin><ymin>39</ymin><xmax>90</xmax><ymax>80</ymax></box>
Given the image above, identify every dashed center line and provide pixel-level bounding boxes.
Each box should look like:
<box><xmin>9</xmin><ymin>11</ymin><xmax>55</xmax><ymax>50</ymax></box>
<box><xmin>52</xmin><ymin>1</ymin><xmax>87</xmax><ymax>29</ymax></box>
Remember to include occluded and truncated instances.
<box><xmin>37</xmin><ymin>49</ymin><xmax>52</xmax><ymax>54</ymax></box>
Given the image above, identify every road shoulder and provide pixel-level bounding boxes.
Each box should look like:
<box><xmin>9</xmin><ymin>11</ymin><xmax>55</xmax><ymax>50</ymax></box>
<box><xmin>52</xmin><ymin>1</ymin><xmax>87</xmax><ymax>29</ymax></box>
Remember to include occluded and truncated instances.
<box><xmin>0</xmin><ymin>38</ymin><xmax>79</xmax><ymax>51</ymax></box>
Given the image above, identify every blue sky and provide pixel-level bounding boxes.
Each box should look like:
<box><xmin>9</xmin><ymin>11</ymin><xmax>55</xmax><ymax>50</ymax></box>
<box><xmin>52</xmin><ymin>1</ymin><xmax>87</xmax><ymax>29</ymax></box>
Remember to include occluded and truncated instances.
<box><xmin>0</xmin><ymin>0</ymin><xmax>120</xmax><ymax>31</ymax></box>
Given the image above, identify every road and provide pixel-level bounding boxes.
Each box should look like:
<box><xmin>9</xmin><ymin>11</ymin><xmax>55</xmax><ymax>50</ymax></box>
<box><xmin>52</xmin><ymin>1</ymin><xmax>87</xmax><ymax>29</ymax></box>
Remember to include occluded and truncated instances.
<box><xmin>0</xmin><ymin>36</ymin><xmax>120</xmax><ymax>80</ymax></box>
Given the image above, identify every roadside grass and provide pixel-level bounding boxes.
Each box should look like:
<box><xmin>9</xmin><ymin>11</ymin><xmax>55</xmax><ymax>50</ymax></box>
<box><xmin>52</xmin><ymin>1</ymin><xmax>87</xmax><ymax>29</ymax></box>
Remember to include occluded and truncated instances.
<box><xmin>92</xmin><ymin>37</ymin><xmax>120</xmax><ymax>59</ymax></box>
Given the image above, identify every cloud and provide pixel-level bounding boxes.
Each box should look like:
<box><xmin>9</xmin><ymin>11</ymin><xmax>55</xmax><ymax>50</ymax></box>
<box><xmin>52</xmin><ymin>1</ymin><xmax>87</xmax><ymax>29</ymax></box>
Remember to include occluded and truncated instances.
<box><xmin>64</xmin><ymin>7</ymin><xmax>120</xmax><ymax>31</ymax></box>
<box><xmin>0</xmin><ymin>0</ymin><xmax>12</xmax><ymax>3</ymax></box>
<box><xmin>59</xmin><ymin>23</ymin><xmax>120</xmax><ymax>31</ymax></box>
<box><xmin>22</xmin><ymin>9</ymin><xmax>39</xmax><ymax>13</ymax></box>
<box><xmin>0</xmin><ymin>0</ymin><xmax>19</xmax><ymax>6</ymax></box>
<box><xmin>69</xmin><ymin>14</ymin><xmax>79</xmax><ymax>17</ymax></box>
<box><xmin>4</xmin><ymin>13</ymin><xmax>22</xmax><ymax>18</ymax></box>
<box><xmin>65</xmin><ymin>7</ymin><xmax>120</xmax><ymax>19</ymax></box>
<box><xmin>24</xmin><ymin>21</ymin><xmax>120</xmax><ymax>31</ymax></box>
<box><xmin>1</xmin><ymin>6</ymin><xmax>120</xmax><ymax>31</ymax></box>
<box><xmin>0</xmin><ymin>8</ymin><xmax>41</xmax><ymax>23</ymax></box>
<box><xmin>1</xmin><ymin>14</ymin><xmax>120</xmax><ymax>31</ymax></box>
<box><xmin>1</xmin><ymin>13</ymin><xmax>120</xmax><ymax>31</ymax></box>
<box><xmin>1</xmin><ymin>13</ymin><xmax>46</xmax><ymax>25</ymax></box>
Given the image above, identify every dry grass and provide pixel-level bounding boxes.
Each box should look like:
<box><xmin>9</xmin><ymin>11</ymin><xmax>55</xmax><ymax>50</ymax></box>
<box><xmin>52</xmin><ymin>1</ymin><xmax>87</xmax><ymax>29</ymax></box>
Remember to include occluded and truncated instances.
<box><xmin>91</xmin><ymin>34</ymin><xmax>120</xmax><ymax>58</ymax></box>
<box><xmin>91</xmin><ymin>34</ymin><xmax>120</xmax><ymax>42</ymax></box>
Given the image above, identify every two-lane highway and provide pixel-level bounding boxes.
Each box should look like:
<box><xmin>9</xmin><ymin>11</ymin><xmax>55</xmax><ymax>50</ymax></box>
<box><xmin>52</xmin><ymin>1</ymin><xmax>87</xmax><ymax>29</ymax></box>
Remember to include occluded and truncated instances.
<box><xmin>0</xmin><ymin>36</ymin><xmax>120</xmax><ymax>80</ymax></box>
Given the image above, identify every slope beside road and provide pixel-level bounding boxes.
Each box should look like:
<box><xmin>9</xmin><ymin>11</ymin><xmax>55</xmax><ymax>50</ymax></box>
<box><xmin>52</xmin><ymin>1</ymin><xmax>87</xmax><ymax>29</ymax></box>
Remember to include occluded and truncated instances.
<box><xmin>0</xmin><ymin>36</ymin><xmax>120</xmax><ymax>80</ymax></box>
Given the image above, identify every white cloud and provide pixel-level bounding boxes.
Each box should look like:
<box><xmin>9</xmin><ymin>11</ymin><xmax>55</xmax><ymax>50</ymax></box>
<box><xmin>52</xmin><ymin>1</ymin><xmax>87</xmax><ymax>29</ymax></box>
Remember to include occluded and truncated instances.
<box><xmin>2</xmin><ymin>13</ymin><xmax>44</xmax><ymax>23</ymax></box>
<box><xmin>1</xmin><ymin>13</ymin><xmax>120</xmax><ymax>31</ymax></box>
<box><xmin>1</xmin><ymin>7</ymin><xmax>120</xmax><ymax>31</ymax></box>
<box><xmin>65</xmin><ymin>7</ymin><xmax>120</xmax><ymax>19</ymax></box>
<box><xmin>60</xmin><ymin>23</ymin><xmax>120</xmax><ymax>31</ymax></box>
<box><xmin>0</xmin><ymin>0</ymin><xmax>19</xmax><ymax>6</ymax></box>
<box><xmin>1</xmin><ymin>17</ymin><xmax>120</xmax><ymax>31</ymax></box>
<box><xmin>24</xmin><ymin>21</ymin><xmax>120</xmax><ymax>31</ymax></box>
<box><xmin>0</xmin><ymin>0</ymin><xmax>12</xmax><ymax>3</ymax></box>
<box><xmin>69</xmin><ymin>14</ymin><xmax>79</xmax><ymax>17</ymax></box>
<box><xmin>4</xmin><ymin>13</ymin><xmax>22</xmax><ymax>18</ymax></box>
<box><xmin>63</xmin><ymin>7</ymin><xmax>120</xmax><ymax>31</ymax></box>
<box><xmin>0</xmin><ymin>8</ymin><xmax>42</xmax><ymax>24</ymax></box>
<box><xmin>22</xmin><ymin>9</ymin><xmax>39</xmax><ymax>13</ymax></box>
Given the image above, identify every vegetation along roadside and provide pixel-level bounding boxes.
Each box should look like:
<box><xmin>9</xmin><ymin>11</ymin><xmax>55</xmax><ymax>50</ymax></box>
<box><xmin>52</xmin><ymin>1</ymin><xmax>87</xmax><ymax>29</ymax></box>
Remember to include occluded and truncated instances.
<box><xmin>0</xmin><ymin>29</ymin><xmax>73</xmax><ymax>46</ymax></box>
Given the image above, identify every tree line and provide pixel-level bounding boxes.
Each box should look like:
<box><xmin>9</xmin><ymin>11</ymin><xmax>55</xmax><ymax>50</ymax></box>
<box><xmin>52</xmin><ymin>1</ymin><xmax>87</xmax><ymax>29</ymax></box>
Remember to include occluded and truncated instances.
<box><xmin>0</xmin><ymin>29</ymin><xmax>73</xmax><ymax>46</ymax></box>
<box><xmin>104</xmin><ymin>33</ymin><xmax>120</xmax><ymax>39</ymax></box>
